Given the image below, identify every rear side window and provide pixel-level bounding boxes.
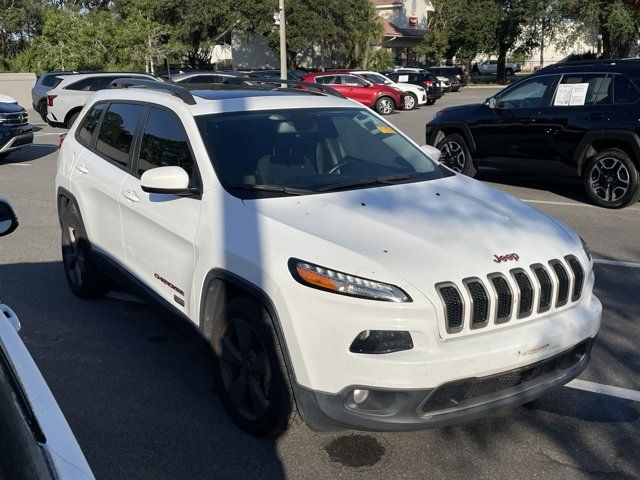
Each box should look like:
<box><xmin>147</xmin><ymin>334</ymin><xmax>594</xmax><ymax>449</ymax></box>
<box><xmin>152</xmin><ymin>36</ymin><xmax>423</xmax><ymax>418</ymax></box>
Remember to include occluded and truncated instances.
<box><xmin>553</xmin><ymin>73</ymin><xmax>612</xmax><ymax>106</ymax></box>
<box><xmin>614</xmin><ymin>74</ymin><xmax>640</xmax><ymax>104</ymax></box>
<box><xmin>95</xmin><ymin>103</ymin><xmax>144</xmax><ymax>167</ymax></box>
<box><xmin>66</xmin><ymin>78</ymin><xmax>93</xmax><ymax>91</ymax></box>
<box><xmin>77</xmin><ymin>103</ymin><xmax>105</xmax><ymax>146</ymax></box>
<box><xmin>137</xmin><ymin>108</ymin><xmax>193</xmax><ymax>176</ymax></box>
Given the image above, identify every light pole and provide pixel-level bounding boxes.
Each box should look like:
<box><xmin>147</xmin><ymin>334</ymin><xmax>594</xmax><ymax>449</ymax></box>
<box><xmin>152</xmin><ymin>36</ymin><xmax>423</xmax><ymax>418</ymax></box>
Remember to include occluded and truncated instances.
<box><xmin>279</xmin><ymin>0</ymin><xmax>287</xmax><ymax>81</ymax></box>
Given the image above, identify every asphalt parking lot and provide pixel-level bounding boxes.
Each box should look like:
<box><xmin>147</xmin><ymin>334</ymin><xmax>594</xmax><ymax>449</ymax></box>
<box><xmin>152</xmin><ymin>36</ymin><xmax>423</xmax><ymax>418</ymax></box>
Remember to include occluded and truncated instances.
<box><xmin>1</xmin><ymin>86</ymin><xmax>639</xmax><ymax>479</ymax></box>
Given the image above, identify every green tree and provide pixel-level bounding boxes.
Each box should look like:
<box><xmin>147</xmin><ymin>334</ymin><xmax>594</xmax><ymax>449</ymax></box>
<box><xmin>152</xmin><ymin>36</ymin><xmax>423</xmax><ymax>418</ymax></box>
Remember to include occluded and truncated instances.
<box><xmin>0</xmin><ymin>0</ymin><xmax>43</xmax><ymax>64</ymax></box>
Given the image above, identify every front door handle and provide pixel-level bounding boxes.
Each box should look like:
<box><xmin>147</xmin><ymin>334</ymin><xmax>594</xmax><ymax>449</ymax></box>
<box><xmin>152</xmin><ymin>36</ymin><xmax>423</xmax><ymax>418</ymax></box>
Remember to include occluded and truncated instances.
<box><xmin>122</xmin><ymin>189</ymin><xmax>140</xmax><ymax>203</ymax></box>
<box><xmin>76</xmin><ymin>162</ymin><xmax>88</xmax><ymax>174</ymax></box>
<box><xmin>585</xmin><ymin>112</ymin><xmax>604</xmax><ymax>121</ymax></box>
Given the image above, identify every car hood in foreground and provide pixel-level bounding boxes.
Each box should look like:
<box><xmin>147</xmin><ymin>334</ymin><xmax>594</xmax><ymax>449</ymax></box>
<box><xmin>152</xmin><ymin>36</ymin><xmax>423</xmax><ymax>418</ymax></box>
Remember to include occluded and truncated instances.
<box><xmin>244</xmin><ymin>174</ymin><xmax>581</xmax><ymax>294</ymax></box>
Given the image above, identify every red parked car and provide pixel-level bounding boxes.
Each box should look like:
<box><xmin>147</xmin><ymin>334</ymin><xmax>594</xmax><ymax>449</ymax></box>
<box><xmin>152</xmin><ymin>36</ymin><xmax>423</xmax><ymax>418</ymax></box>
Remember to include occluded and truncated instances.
<box><xmin>300</xmin><ymin>72</ymin><xmax>405</xmax><ymax>115</ymax></box>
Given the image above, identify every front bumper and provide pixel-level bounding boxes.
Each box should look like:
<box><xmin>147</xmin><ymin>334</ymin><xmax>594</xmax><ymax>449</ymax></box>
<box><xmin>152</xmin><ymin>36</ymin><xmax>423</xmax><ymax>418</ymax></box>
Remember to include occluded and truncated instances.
<box><xmin>296</xmin><ymin>338</ymin><xmax>593</xmax><ymax>432</ymax></box>
<box><xmin>0</xmin><ymin>125</ymin><xmax>34</xmax><ymax>153</ymax></box>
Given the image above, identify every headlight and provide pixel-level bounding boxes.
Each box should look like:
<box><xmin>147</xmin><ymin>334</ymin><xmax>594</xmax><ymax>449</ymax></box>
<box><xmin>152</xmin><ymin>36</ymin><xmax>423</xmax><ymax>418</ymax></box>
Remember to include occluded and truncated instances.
<box><xmin>580</xmin><ymin>237</ymin><xmax>592</xmax><ymax>262</ymax></box>
<box><xmin>289</xmin><ymin>259</ymin><xmax>411</xmax><ymax>302</ymax></box>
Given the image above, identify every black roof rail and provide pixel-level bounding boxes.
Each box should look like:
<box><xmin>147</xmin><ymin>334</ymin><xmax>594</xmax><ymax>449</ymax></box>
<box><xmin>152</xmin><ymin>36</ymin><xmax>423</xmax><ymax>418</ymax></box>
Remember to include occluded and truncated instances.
<box><xmin>541</xmin><ymin>58</ymin><xmax>640</xmax><ymax>71</ymax></box>
<box><xmin>107</xmin><ymin>78</ymin><xmax>197</xmax><ymax>105</ymax></box>
<box><xmin>243</xmin><ymin>77</ymin><xmax>347</xmax><ymax>99</ymax></box>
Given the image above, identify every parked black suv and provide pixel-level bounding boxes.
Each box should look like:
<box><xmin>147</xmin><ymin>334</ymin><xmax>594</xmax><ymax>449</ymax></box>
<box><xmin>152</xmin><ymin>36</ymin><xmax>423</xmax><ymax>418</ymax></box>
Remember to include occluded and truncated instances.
<box><xmin>0</xmin><ymin>99</ymin><xmax>33</xmax><ymax>159</ymax></box>
<box><xmin>428</xmin><ymin>66</ymin><xmax>468</xmax><ymax>90</ymax></box>
<box><xmin>426</xmin><ymin>59</ymin><xmax>640</xmax><ymax>208</ymax></box>
<box><xmin>385</xmin><ymin>71</ymin><xmax>443</xmax><ymax>104</ymax></box>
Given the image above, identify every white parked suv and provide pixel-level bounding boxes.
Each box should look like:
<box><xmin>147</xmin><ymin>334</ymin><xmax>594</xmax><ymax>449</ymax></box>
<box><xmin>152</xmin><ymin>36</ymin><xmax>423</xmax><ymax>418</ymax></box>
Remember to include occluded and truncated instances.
<box><xmin>346</xmin><ymin>71</ymin><xmax>428</xmax><ymax>110</ymax></box>
<box><xmin>55</xmin><ymin>79</ymin><xmax>601</xmax><ymax>437</ymax></box>
<box><xmin>46</xmin><ymin>72</ymin><xmax>161</xmax><ymax>128</ymax></box>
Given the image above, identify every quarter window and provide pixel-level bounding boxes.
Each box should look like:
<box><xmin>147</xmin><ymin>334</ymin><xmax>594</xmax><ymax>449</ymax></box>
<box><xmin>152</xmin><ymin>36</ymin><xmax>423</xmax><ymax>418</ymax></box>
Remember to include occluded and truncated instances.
<box><xmin>137</xmin><ymin>108</ymin><xmax>193</xmax><ymax>176</ymax></box>
<box><xmin>95</xmin><ymin>103</ymin><xmax>144</xmax><ymax>167</ymax></box>
<box><xmin>77</xmin><ymin>103</ymin><xmax>105</xmax><ymax>146</ymax></box>
<box><xmin>497</xmin><ymin>76</ymin><xmax>556</xmax><ymax>108</ymax></box>
<box><xmin>614</xmin><ymin>74</ymin><xmax>640</xmax><ymax>104</ymax></box>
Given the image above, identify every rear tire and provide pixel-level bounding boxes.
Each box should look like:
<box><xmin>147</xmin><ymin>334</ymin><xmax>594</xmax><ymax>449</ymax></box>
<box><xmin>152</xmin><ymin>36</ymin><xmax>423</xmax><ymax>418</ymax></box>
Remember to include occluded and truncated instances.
<box><xmin>403</xmin><ymin>93</ymin><xmax>417</xmax><ymax>110</ymax></box>
<box><xmin>60</xmin><ymin>198</ymin><xmax>109</xmax><ymax>298</ymax></box>
<box><xmin>583</xmin><ymin>148</ymin><xmax>640</xmax><ymax>208</ymax></box>
<box><xmin>426</xmin><ymin>98</ymin><xmax>436</xmax><ymax>105</ymax></box>
<box><xmin>37</xmin><ymin>100</ymin><xmax>48</xmax><ymax>122</ymax></box>
<box><xmin>211</xmin><ymin>297</ymin><xmax>298</xmax><ymax>437</ymax></box>
<box><xmin>374</xmin><ymin>96</ymin><xmax>395</xmax><ymax>115</ymax></box>
<box><xmin>436</xmin><ymin>132</ymin><xmax>477</xmax><ymax>177</ymax></box>
<box><xmin>506</xmin><ymin>68</ymin><xmax>514</xmax><ymax>76</ymax></box>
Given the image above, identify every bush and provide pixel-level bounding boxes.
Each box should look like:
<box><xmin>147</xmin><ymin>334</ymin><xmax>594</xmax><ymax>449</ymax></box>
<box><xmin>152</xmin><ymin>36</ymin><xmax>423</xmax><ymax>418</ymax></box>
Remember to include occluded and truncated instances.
<box><xmin>367</xmin><ymin>48</ymin><xmax>394</xmax><ymax>71</ymax></box>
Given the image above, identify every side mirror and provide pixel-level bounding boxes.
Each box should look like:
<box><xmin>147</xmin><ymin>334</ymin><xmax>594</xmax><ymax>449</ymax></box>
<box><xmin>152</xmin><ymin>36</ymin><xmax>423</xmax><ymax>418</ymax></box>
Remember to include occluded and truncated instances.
<box><xmin>486</xmin><ymin>97</ymin><xmax>497</xmax><ymax>109</ymax></box>
<box><xmin>141</xmin><ymin>166</ymin><xmax>196</xmax><ymax>196</ymax></box>
<box><xmin>0</xmin><ymin>200</ymin><xmax>18</xmax><ymax>237</ymax></box>
<box><xmin>363</xmin><ymin>82</ymin><xmax>372</xmax><ymax>87</ymax></box>
<box><xmin>420</xmin><ymin>144</ymin><xmax>442</xmax><ymax>162</ymax></box>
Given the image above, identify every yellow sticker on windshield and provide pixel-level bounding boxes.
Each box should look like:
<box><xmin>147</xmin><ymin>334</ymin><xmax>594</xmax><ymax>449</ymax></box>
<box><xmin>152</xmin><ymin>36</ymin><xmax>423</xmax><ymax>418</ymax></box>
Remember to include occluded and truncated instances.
<box><xmin>376</xmin><ymin>125</ymin><xmax>396</xmax><ymax>134</ymax></box>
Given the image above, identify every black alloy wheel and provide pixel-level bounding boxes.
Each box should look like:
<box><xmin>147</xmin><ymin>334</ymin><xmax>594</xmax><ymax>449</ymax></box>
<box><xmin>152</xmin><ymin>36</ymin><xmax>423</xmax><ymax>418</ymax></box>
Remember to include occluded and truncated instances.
<box><xmin>584</xmin><ymin>149</ymin><xmax>640</xmax><ymax>208</ymax></box>
<box><xmin>436</xmin><ymin>133</ymin><xmax>477</xmax><ymax>177</ymax></box>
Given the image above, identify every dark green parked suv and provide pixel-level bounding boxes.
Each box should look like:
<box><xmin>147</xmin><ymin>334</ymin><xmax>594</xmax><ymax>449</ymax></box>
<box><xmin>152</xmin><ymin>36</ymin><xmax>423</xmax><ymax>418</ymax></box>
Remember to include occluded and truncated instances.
<box><xmin>426</xmin><ymin>59</ymin><xmax>640</xmax><ymax>208</ymax></box>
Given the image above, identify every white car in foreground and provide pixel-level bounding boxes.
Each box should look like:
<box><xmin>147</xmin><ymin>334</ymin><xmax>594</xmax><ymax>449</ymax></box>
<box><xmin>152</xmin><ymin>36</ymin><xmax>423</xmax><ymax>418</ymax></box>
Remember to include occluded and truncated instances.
<box><xmin>347</xmin><ymin>70</ymin><xmax>428</xmax><ymax>110</ymax></box>
<box><xmin>55</xmin><ymin>78</ymin><xmax>601</xmax><ymax>437</ymax></box>
<box><xmin>45</xmin><ymin>72</ymin><xmax>160</xmax><ymax>128</ymax></box>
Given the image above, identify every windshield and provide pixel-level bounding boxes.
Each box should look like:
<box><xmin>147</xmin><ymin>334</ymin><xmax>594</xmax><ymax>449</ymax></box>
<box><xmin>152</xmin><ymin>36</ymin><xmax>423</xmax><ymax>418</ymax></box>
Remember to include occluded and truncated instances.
<box><xmin>196</xmin><ymin>108</ymin><xmax>443</xmax><ymax>197</ymax></box>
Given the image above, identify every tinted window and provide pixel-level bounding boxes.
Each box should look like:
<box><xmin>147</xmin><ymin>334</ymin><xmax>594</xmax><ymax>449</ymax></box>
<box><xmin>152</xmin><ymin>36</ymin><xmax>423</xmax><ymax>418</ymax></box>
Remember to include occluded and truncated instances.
<box><xmin>554</xmin><ymin>73</ymin><xmax>612</xmax><ymax>106</ymax></box>
<box><xmin>77</xmin><ymin>103</ymin><xmax>105</xmax><ymax>146</ymax></box>
<box><xmin>497</xmin><ymin>75</ymin><xmax>556</xmax><ymax>108</ymax></box>
<box><xmin>614</xmin><ymin>74</ymin><xmax>640</xmax><ymax>104</ymax></box>
<box><xmin>137</xmin><ymin>108</ymin><xmax>193</xmax><ymax>176</ymax></box>
<box><xmin>41</xmin><ymin>75</ymin><xmax>62</xmax><ymax>88</ymax></box>
<box><xmin>315</xmin><ymin>75</ymin><xmax>341</xmax><ymax>85</ymax></box>
<box><xmin>95</xmin><ymin>103</ymin><xmax>144</xmax><ymax>166</ymax></box>
<box><xmin>66</xmin><ymin>78</ymin><xmax>93</xmax><ymax>91</ymax></box>
<box><xmin>184</xmin><ymin>75</ymin><xmax>217</xmax><ymax>84</ymax></box>
<box><xmin>342</xmin><ymin>75</ymin><xmax>367</xmax><ymax>86</ymax></box>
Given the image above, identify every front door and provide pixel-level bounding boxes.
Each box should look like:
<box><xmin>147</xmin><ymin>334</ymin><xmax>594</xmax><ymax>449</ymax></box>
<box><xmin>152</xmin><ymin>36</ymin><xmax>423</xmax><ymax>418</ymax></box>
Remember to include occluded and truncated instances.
<box><xmin>119</xmin><ymin>106</ymin><xmax>201</xmax><ymax>315</ymax></box>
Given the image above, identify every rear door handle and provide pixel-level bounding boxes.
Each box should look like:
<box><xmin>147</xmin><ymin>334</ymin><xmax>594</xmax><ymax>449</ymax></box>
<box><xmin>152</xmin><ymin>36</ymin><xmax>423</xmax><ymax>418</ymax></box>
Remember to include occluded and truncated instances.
<box><xmin>122</xmin><ymin>189</ymin><xmax>139</xmax><ymax>203</ymax></box>
<box><xmin>585</xmin><ymin>112</ymin><xmax>604</xmax><ymax>121</ymax></box>
<box><xmin>76</xmin><ymin>162</ymin><xmax>88</xmax><ymax>174</ymax></box>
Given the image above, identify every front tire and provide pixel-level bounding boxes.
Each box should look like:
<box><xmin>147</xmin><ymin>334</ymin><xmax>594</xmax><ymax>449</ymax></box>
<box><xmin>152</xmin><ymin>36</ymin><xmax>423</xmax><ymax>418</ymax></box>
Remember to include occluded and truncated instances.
<box><xmin>374</xmin><ymin>96</ymin><xmax>395</xmax><ymax>115</ymax></box>
<box><xmin>436</xmin><ymin>132</ymin><xmax>477</xmax><ymax>176</ymax></box>
<box><xmin>60</xmin><ymin>199</ymin><xmax>109</xmax><ymax>298</ymax></box>
<box><xmin>211</xmin><ymin>297</ymin><xmax>298</xmax><ymax>437</ymax></box>
<box><xmin>403</xmin><ymin>93</ymin><xmax>417</xmax><ymax>110</ymax></box>
<box><xmin>584</xmin><ymin>149</ymin><xmax>640</xmax><ymax>208</ymax></box>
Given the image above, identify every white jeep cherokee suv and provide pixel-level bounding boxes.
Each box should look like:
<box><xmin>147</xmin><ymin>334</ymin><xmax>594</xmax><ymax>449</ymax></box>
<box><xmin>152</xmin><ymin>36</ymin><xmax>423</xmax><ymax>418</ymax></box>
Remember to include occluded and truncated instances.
<box><xmin>55</xmin><ymin>79</ymin><xmax>601</xmax><ymax>437</ymax></box>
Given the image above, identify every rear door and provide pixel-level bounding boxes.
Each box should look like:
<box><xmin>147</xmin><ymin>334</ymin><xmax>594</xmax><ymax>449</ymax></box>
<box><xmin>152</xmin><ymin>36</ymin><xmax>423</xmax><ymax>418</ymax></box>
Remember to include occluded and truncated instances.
<box><xmin>540</xmin><ymin>72</ymin><xmax>612</xmax><ymax>167</ymax></box>
<box><xmin>70</xmin><ymin>102</ymin><xmax>145</xmax><ymax>263</ymax></box>
<box><xmin>119</xmin><ymin>106</ymin><xmax>201</xmax><ymax>315</ymax></box>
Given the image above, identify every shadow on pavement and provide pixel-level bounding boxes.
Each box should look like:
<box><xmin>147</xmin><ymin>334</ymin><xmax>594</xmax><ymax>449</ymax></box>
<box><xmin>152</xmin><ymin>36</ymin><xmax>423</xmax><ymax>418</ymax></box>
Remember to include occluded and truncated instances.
<box><xmin>0</xmin><ymin>144</ymin><xmax>58</xmax><ymax>164</ymax></box>
<box><xmin>0</xmin><ymin>260</ymin><xmax>286</xmax><ymax>480</ymax></box>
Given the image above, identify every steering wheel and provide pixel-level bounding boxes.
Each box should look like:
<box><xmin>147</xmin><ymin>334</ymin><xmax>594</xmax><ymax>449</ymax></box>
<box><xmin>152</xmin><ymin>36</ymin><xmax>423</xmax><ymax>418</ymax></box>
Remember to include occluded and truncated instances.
<box><xmin>328</xmin><ymin>160</ymin><xmax>352</xmax><ymax>174</ymax></box>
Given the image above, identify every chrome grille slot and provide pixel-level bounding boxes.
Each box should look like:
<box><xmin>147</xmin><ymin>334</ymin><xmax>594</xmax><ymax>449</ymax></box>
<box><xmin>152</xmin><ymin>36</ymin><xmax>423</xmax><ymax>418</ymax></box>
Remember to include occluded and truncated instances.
<box><xmin>532</xmin><ymin>264</ymin><xmax>553</xmax><ymax>313</ymax></box>
<box><xmin>511</xmin><ymin>269</ymin><xmax>534</xmax><ymax>317</ymax></box>
<box><xmin>436</xmin><ymin>284</ymin><xmax>464</xmax><ymax>333</ymax></box>
<box><xmin>566</xmin><ymin>256</ymin><xmax>584</xmax><ymax>301</ymax></box>
<box><xmin>489</xmin><ymin>274</ymin><xmax>512</xmax><ymax>323</ymax></box>
<box><xmin>550</xmin><ymin>261</ymin><xmax>569</xmax><ymax>307</ymax></box>
<box><xmin>464</xmin><ymin>278</ymin><xmax>489</xmax><ymax>328</ymax></box>
<box><xmin>0</xmin><ymin>111</ymin><xmax>28</xmax><ymax>126</ymax></box>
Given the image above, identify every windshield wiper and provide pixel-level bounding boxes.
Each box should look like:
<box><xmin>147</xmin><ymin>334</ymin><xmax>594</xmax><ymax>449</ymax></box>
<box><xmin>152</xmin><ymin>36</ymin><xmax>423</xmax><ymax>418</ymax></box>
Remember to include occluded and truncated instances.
<box><xmin>227</xmin><ymin>183</ymin><xmax>315</xmax><ymax>196</ymax></box>
<box><xmin>317</xmin><ymin>174</ymin><xmax>411</xmax><ymax>192</ymax></box>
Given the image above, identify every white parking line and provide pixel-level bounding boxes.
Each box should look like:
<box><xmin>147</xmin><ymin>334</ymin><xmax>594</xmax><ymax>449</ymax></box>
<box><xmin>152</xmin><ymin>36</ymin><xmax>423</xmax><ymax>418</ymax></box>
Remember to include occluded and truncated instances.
<box><xmin>593</xmin><ymin>259</ymin><xmax>640</xmax><ymax>268</ymax></box>
<box><xmin>1</xmin><ymin>163</ymin><xmax>31</xmax><ymax>167</ymax></box>
<box><xmin>565</xmin><ymin>379</ymin><xmax>640</xmax><ymax>402</ymax></box>
<box><xmin>34</xmin><ymin>132</ymin><xmax>63</xmax><ymax>137</ymax></box>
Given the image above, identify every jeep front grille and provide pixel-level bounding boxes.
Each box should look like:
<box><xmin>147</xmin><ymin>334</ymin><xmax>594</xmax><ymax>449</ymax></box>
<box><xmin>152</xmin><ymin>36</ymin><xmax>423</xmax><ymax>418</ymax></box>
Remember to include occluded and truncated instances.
<box><xmin>435</xmin><ymin>257</ymin><xmax>586</xmax><ymax>335</ymax></box>
<box><xmin>0</xmin><ymin>111</ymin><xmax>28</xmax><ymax>126</ymax></box>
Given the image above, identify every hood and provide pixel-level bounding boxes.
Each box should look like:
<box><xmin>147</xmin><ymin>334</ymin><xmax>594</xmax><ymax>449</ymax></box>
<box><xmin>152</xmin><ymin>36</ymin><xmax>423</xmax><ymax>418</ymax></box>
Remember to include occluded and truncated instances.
<box><xmin>436</xmin><ymin>103</ymin><xmax>486</xmax><ymax>118</ymax></box>
<box><xmin>0</xmin><ymin>94</ymin><xmax>20</xmax><ymax>108</ymax></box>
<box><xmin>244</xmin><ymin>175</ymin><xmax>580</xmax><ymax>297</ymax></box>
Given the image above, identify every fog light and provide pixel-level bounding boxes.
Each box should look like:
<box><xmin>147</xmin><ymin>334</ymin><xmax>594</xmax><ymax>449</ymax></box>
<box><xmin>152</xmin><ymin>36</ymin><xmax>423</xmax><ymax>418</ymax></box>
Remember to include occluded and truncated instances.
<box><xmin>349</xmin><ymin>330</ymin><xmax>413</xmax><ymax>354</ymax></box>
<box><xmin>353</xmin><ymin>389</ymin><xmax>370</xmax><ymax>404</ymax></box>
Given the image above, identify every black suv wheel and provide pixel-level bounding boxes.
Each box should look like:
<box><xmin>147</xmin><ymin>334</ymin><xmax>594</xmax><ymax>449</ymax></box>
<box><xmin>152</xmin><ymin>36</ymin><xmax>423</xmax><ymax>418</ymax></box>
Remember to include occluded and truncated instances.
<box><xmin>436</xmin><ymin>133</ymin><xmax>477</xmax><ymax>176</ymax></box>
<box><xmin>211</xmin><ymin>297</ymin><xmax>298</xmax><ymax>437</ymax></box>
<box><xmin>584</xmin><ymin>149</ymin><xmax>640</xmax><ymax>208</ymax></box>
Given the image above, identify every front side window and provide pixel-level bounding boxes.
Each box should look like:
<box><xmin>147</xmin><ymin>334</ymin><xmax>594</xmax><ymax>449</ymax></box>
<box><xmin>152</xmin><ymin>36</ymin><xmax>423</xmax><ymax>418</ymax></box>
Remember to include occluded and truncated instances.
<box><xmin>315</xmin><ymin>75</ymin><xmax>341</xmax><ymax>85</ymax></box>
<box><xmin>553</xmin><ymin>73</ymin><xmax>612</xmax><ymax>106</ymax></box>
<box><xmin>342</xmin><ymin>75</ymin><xmax>367</xmax><ymax>86</ymax></box>
<box><xmin>196</xmin><ymin>108</ymin><xmax>443</xmax><ymax>197</ymax></box>
<box><xmin>137</xmin><ymin>108</ymin><xmax>193</xmax><ymax>176</ymax></box>
<box><xmin>497</xmin><ymin>75</ymin><xmax>556</xmax><ymax>108</ymax></box>
<box><xmin>77</xmin><ymin>103</ymin><xmax>105</xmax><ymax>146</ymax></box>
<box><xmin>95</xmin><ymin>103</ymin><xmax>144</xmax><ymax>167</ymax></box>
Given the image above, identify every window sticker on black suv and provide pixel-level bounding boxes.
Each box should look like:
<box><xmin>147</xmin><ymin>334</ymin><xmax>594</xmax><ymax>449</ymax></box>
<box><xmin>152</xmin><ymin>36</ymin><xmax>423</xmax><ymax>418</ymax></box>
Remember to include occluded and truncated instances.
<box><xmin>137</xmin><ymin>108</ymin><xmax>193</xmax><ymax>175</ymax></box>
<box><xmin>77</xmin><ymin>103</ymin><xmax>105</xmax><ymax>147</ymax></box>
<box><xmin>95</xmin><ymin>103</ymin><xmax>144</xmax><ymax>167</ymax></box>
<box><xmin>553</xmin><ymin>74</ymin><xmax>612</xmax><ymax>106</ymax></box>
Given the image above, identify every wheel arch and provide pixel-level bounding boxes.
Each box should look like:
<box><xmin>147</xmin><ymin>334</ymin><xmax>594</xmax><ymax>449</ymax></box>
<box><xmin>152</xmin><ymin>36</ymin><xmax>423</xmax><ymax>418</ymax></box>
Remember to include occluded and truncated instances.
<box><xmin>64</xmin><ymin>107</ymin><xmax>83</xmax><ymax>128</ymax></box>
<box><xmin>430</xmin><ymin>122</ymin><xmax>477</xmax><ymax>154</ymax></box>
<box><xmin>574</xmin><ymin>130</ymin><xmax>640</xmax><ymax>176</ymax></box>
